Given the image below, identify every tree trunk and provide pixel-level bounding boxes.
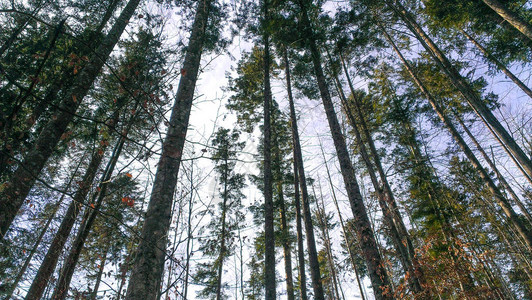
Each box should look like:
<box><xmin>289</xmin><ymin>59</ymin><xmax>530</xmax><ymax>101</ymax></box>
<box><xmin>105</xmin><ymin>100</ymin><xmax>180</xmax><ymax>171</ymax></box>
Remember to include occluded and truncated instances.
<box><xmin>340</xmin><ymin>53</ymin><xmax>428</xmax><ymax>294</ymax></box>
<box><xmin>90</xmin><ymin>248</ymin><xmax>109</xmax><ymax>300</ymax></box>
<box><xmin>238</xmin><ymin>226</ymin><xmax>245</xmax><ymax>300</ymax></box>
<box><xmin>116</xmin><ymin>253</ymin><xmax>131</xmax><ymax>300</ymax></box>
<box><xmin>4</xmin><ymin>155</ymin><xmax>84</xmax><ymax>300</ymax></box>
<box><xmin>51</xmin><ymin>120</ymin><xmax>129</xmax><ymax>300</ymax></box>
<box><xmin>216</xmin><ymin>157</ymin><xmax>229</xmax><ymax>300</ymax></box>
<box><xmin>291</xmin><ymin>164</ymin><xmax>309</xmax><ymax>300</ymax></box>
<box><xmin>95</xmin><ymin>0</ymin><xmax>121</xmax><ymax>35</ymax></box>
<box><xmin>453</xmin><ymin>112</ymin><xmax>532</xmax><ymax>223</ymax></box>
<box><xmin>162</xmin><ymin>183</ymin><xmax>184</xmax><ymax>300</ymax></box>
<box><xmin>382</xmin><ymin>27</ymin><xmax>532</xmax><ymax>250</ymax></box>
<box><xmin>0</xmin><ymin>0</ymin><xmax>140</xmax><ymax>237</ymax></box>
<box><xmin>25</xmin><ymin>141</ymin><xmax>108</xmax><ymax>300</ymax></box>
<box><xmin>274</xmin><ymin>139</ymin><xmax>295</xmax><ymax>300</ymax></box>
<box><xmin>328</xmin><ymin>58</ymin><xmax>423</xmax><ymax>294</ymax></box>
<box><xmin>262</xmin><ymin>0</ymin><xmax>276</xmax><ymax>298</ymax></box>
<box><xmin>314</xmin><ymin>182</ymin><xmax>341</xmax><ymax>300</ymax></box>
<box><xmin>480</xmin><ymin>0</ymin><xmax>532</xmax><ymax>42</ymax></box>
<box><xmin>284</xmin><ymin>50</ymin><xmax>309</xmax><ymax>300</ymax></box>
<box><xmin>183</xmin><ymin>162</ymin><xmax>195</xmax><ymax>300</ymax></box>
<box><xmin>324</xmin><ymin>158</ymin><xmax>367</xmax><ymax>300</ymax></box>
<box><xmin>385</xmin><ymin>0</ymin><xmax>532</xmax><ymax>182</ymax></box>
<box><xmin>461</xmin><ymin>29</ymin><xmax>532</xmax><ymax>100</ymax></box>
<box><xmin>124</xmin><ymin>1</ymin><xmax>211</xmax><ymax>299</ymax></box>
<box><xmin>296</xmin><ymin>1</ymin><xmax>392</xmax><ymax>298</ymax></box>
<box><xmin>283</xmin><ymin>49</ymin><xmax>325</xmax><ymax>300</ymax></box>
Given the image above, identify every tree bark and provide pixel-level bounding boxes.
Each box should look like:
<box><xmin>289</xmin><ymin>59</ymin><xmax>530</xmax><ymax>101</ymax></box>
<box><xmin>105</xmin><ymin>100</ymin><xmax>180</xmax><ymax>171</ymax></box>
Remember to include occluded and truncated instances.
<box><xmin>0</xmin><ymin>0</ymin><xmax>140</xmax><ymax>237</ymax></box>
<box><xmin>262</xmin><ymin>0</ymin><xmax>276</xmax><ymax>298</ymax></box>
<box><xmin>328</xmin><ymin>58</ymin><xmax>423</xmax><ymax>294</ymax></box>
<box><xmin>314</xmin><ymin>182</ymin><xmax>341</xmax><ymax>300</ymax></box>
<box><xmin>125</xmin><ymin>1</ymin><xmax>211</xmax><ymax>298</ymax></box>
<box><xmin>480</xmin><ymin>0</ymin><xmax>532</xmax><ymax>42</ymax></box>
<box><xmin>284</xmin><ymin>49</ymin><xmax>325</xmax><ymax>300</ymax></box>
<box><xmin>324</xmin><ymin>158</ymin><xmax>367</xmax><ymax>300</ymax></box>
<box><xmin>296</xmin><ymin>1</ymin><xmax>392</xmax><ymax>298</ymax></box>
<box><xmin>385</xmin><ymin>0</ymin><xmax>532</xmax><ymax>182</ymax></box>
<box><xmin>340</xmin><ymin>52</ymin><xmax>428</xmax><ymax>294</ymax></box>
<box><xmin>216</xmin><ymin>157</ymin><xmax>229</xmax><ymax>300</ymax></box>
<box><xmin>273</xmin><ymin>132</ymin><xmax>295</xmax><ymax>300</ymax></box>
<box><xmin>183</xmin><ymin>162</ymin><xmax>195</xmax><ymax>300</ymax></box>
<box><xmin>291</xmin><ymin>163</ymin><xmax>309</xmax><ymax>300</ymax></box>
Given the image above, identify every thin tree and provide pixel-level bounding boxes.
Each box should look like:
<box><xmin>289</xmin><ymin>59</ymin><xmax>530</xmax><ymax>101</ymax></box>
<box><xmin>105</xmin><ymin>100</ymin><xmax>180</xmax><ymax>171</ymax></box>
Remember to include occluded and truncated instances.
<box><xmin>318</xmin><ymin>143</ymin><xmax>366</xmax><ymax>300</ymax></box>
<box><xmin>262</xmin><ymin>0</ymin><xmax>276</xmax><ymax>297</ymax></box>
<box><xmin>283</xmin><ymin>48</ymin><xmax>325</xmax><ymax>300</ymax></box>
<box><xmin>194</xmin><ymin>128</ymin><xmax>245</xmax><ymax>299</ymax></box>
<box><xmin>460</xmin><ymin>29</ymin><xmax>532</xmax><ymax>100</ymax></box>
<box><xmin>314</xmin><ymin>181</ymin><xmax>342</xmax><ymax>300</ymax></box>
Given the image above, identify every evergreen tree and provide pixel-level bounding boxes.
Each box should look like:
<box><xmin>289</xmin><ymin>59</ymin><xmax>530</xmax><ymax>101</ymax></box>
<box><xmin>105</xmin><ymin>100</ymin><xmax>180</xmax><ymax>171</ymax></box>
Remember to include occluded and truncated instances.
<box><xmin>195</xmin><ymin>128</ymin><xmax>246</xmax><ymax>300</ymax></box>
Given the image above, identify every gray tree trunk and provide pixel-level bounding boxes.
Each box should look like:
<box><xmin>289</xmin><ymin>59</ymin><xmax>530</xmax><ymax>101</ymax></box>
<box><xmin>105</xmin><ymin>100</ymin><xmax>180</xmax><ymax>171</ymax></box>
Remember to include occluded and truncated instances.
<box><xmin>284</xmin><ymin>48</ymin><xmax>324</xmax><ymax>300</ymax></box>
<box><xmin>124</xmin><ymin>1</ymin><xmax>211</xmax><ymax>299</ymax></box>
<box><xmin>262</xmin><ymin>0</ymin><xmax>276</xmax><ymax>298</ymax></box>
